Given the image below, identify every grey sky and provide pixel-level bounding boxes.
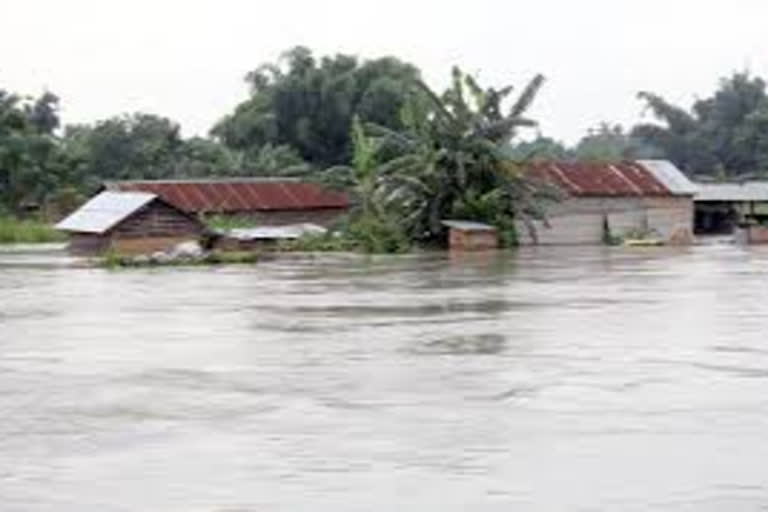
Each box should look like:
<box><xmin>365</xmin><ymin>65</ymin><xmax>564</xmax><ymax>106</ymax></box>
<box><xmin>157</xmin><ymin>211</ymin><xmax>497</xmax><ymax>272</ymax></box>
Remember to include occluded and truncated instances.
<box><xmin>2</xmin><ymin>0</ymin><xmax>767</xmax><ymax>143</ymax></box>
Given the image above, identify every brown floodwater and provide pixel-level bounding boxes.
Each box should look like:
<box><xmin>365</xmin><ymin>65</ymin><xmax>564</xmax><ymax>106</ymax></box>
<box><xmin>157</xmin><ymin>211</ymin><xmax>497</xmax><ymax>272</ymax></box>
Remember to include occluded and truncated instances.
<box><xmin>1</xmin><ymin>243</ymin><xmax>768</xmax><ymax>511</ymax></box>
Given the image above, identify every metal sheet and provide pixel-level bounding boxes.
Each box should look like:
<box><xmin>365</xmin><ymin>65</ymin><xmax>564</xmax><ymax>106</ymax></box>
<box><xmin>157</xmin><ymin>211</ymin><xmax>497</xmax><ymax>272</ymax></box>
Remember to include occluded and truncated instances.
<box><xmin>527</xmin><ymin>161</ymin><xmax>672</xmax><ymax>197</ymax></box>
<box><xmin>56</xmin><ymin>192</ymin><xmax>156</xmax><ymax>234</ymax></box>
<box><xmin>638</xmin><ymin>160</ymin><xmax>698</xmax><ymax>196</ymax></box>
<box><xmin>105</xmin><ymin>179</ymin><xmax>349</xmax><ymax>213</ymax></box>
<box><xmin>228</xmin><ymin>223</ymin><xmax>327</xmax><ymax>240</ymax></box>
<box><xmin>694</xmin><ymin>182</ymin><xmax>768</xmax><ymax>202</ymax></box>
<box><xmin>441</xmin><ymin>220</ymin><xmax>497</xmax><ymax>231</ymax></box>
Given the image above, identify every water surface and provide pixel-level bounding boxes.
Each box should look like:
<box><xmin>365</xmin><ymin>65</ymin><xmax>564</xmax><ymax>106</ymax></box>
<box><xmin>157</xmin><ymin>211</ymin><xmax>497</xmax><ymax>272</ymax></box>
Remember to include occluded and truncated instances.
<box><xmin>2</xmin><ymin>245</ymin><xmax>768</xmax><ymax>511</ymax></box>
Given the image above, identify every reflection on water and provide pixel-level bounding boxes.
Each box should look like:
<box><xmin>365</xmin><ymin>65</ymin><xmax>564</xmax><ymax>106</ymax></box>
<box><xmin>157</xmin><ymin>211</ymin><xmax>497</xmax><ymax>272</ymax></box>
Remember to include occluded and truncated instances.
<box><xmin>2</xmin><ymin>244</ymin><xmax>768</xmax><ymax>511</ymax></box>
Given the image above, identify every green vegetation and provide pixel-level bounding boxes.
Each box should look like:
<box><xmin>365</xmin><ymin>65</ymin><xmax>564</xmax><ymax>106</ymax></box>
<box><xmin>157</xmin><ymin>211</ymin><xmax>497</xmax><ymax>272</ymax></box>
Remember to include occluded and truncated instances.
<box><xmin>6</xmin><ymin>45</ymin><xmax>768</xmax><ymax>249</ymax></box>
<box><xmin>101</xmin><ymin>249</ymin><xmax>259</xmax><ymax>268</ymax></box>
<box><xmin>0</xmin><ymin>216</ymin><xmax>66</xmax><ymax>244</ymax></box>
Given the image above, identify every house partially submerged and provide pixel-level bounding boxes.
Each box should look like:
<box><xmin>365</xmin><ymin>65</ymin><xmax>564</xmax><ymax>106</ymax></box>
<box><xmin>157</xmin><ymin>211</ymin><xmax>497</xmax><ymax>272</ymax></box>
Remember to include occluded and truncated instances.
<box><xmin>103</xmin><ymin>178</ymin><xmax>349</xmax><ymax>227</ymax></box>
<box><xmin>213</xmin><ymin>223</ymin><xmax>327</xmax><ymax>251</ymax></box>
<box><xmin>442</xmin><ymin>220</ymin><xmax>499</xmax><ymax>251</ymax></box>
<box><xmin>56</xmin><ymin>191</ymin><xmax>204</xmax><ymax>254</ymax></box>
<box><xmin>519</xmin><ymin>160</ymin><xmax>697</xmax><ymax>245</ymax></box>
<box><xmin>694</xmin><ymin>181</ymin><xmax>768</xmax><ymax>234</ymax></box>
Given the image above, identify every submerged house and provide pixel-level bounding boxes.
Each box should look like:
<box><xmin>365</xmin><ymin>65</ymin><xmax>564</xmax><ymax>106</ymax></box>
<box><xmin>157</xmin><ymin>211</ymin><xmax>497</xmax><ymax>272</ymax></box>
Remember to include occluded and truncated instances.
<box><xmin>56</xmin><ymin>191</ymin><xmax>204</xmax><ymax>254</ymax></box>
<box><xmin>442</xmin><ymin>220</ymin><xmax>499</xmax><ymax>251</ymax></box>
<box><xmin>693</xmin><ymin>181</ymin><xmax>768</xmax><ymax>243</ymax></box>
<box><xmin>103</xmin><ymin>178</ymin><xmax>349</xmax><ymax>227</ymax></box>
<box><xmin>518</xmin><ymin>160</ymin><xmax>697</xmax><ymax>245</ymax></box>
<box><xmin>694</xmin><ymin>181</ymin><xmax>768</xmax><ymax>234</ymax></box>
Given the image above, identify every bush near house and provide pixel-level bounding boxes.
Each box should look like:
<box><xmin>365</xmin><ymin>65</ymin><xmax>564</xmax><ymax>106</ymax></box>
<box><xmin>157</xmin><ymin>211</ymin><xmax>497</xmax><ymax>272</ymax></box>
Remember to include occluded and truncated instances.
<box><xmin>0</xmin><ymin>217</ymin><xmax>66</xmax><ymax>244</ymax></box>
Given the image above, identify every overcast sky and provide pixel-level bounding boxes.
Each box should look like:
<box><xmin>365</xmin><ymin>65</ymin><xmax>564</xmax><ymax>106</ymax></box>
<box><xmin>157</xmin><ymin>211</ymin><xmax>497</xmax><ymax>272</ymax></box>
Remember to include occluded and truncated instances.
<box><xmin>2</xmin><ymin>0</ymin><xmax>768</xmax><ymax>143</ymax></box>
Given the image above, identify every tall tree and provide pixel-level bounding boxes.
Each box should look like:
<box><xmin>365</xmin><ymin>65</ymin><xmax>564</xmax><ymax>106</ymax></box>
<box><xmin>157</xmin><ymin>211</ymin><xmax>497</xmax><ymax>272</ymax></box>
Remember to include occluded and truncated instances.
<box><xmin>0</xmin><ymin>90</ymin><xmax>64</xmax><ymax>213</ymax></box>
<box><xmin>632</xmin><ymin>72</ymin><xmax>768</xmax><ymax>178</ymax></box>
<box><xmin>211</xmin><ymin>46</ymin><xmax>422</xmax><ymax>167</ymax></box>
<box><xmin>369</xmin><ymin>67</ymin><xmax>559</xmax><ymax>244</ymax></box>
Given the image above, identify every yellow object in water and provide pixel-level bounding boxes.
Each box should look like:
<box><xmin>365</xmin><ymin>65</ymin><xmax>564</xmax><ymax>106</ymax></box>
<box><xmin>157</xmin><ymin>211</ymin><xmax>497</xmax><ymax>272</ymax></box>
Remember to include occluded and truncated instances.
<box><xmin>624</xmin><ymin>239</ymin><xmax>664</xmax><ymax>247</ymax></box>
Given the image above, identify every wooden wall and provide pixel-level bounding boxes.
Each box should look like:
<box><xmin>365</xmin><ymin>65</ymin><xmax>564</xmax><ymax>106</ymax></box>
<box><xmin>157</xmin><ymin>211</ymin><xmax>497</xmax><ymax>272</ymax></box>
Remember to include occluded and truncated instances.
<box><xmin>516</xmin><ymin>196</ymin><xmax>695</xmax><ymax>245</ymax></box>
<box><xmin>67</xmin><ymin>200</ymin><xmax>204</xmax><ymax>255</ymax></box>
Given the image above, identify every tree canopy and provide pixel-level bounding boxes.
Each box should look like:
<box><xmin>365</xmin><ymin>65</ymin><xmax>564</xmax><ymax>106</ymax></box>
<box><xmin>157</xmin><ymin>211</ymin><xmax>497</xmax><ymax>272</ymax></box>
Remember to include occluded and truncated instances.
<box><xmin>631</xmin><ymin>72</ymin><xmax>768</xmax><ymax>179</ymax></box>
<box><xmin>211</xmin><ymin>46</ymin><xmax>421</xmax><ymax>167</ymax></box>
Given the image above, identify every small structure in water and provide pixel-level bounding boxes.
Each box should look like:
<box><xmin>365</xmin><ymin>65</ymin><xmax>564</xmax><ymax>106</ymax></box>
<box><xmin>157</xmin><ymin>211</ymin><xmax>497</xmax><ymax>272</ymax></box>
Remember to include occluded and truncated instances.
<box><xmin>442</xmin><ymin>220</ymin><xmax>499</xmax><ymax>251</ymax></box>
<box><xmin>56</xmin><ymin>191</ymin><xmax>204</xmax><ymax>255</ymax></box>
<box><xmin>694</xmin><ymin>181</ymin><xmax>768</xmax><ymax>243</ymax></box>
<box><xmin>212</xmin><ymin>223</ymin><xmax>327</xmax><ymax>251</ymax></box>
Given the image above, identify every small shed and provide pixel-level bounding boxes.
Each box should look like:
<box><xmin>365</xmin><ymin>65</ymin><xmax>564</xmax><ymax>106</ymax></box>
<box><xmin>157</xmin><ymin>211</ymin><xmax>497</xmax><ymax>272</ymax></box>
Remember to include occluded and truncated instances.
<box><xmin>56</xmin><ymin>191</ymin><xmax>204</xmax><ymax>255</ymax></box>
<box><xmin>212</xmin><ymin>223</ymin><xmax>327</xmax><ymax>251</ymax></box>
<box><xmin>442</xmin><ymin>220</ymin><xmax>499</xmax><ymax>251</ymax></box>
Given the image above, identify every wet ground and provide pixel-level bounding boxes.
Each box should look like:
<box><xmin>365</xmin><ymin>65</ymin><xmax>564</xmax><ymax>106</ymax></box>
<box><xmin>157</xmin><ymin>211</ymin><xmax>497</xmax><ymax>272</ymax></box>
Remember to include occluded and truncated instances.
<box><xmin>2</xmin><ymin>244</ymin><xmax>768</xmax><ymax>511</ymax></box>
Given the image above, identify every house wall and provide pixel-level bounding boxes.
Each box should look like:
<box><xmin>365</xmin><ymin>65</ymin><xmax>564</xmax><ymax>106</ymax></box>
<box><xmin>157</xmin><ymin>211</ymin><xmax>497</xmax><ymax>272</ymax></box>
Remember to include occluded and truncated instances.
<box><xmin>449</xmin><ymin>229</ymin><xmax>499</xmax><ymax>251</ymax></box>
<box><xmin>516</xmin><ymin>196</ymin><xmax>694</xmax><ymax>245</ymax></box>
<box><xmin>67</xmin><ymin>200</ymin><xmax>204</xmax><ymax>255</ymax></box>
<box><xmin>113</xmin><ymin>201</ymin><xmax>203</xmax><ymax>239</ymax></box>
<box><xmin>69</xmin><ymin>233</ymin><xmax>111</xmax><ymax>255</ymax></box>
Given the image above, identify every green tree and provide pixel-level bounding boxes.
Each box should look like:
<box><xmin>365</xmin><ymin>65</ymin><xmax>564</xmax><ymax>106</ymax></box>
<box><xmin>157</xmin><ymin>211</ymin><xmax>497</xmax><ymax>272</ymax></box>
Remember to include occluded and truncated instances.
<box><xmin>0</xmin><ymin>90</ymin><xmax>65</xmax><ymax>214</ymax></box>
<box><xmin>212</xmin><ymin>46</ymin><xmax>422</xmax><ymax>167</ymax></box>
<box><xmin>632</xmin><ymin>72</ymin><xmax>768</xmax><ymax>178</ymax></box>
<box><xmin>508</xmin><ymin>135</ymin><xmax>572</xmax><ymax>161</ymax></box>
<box><xmin>371</xmin><ymin>67</ymin><xmax>559</xmax><ymax>245</ymax></box>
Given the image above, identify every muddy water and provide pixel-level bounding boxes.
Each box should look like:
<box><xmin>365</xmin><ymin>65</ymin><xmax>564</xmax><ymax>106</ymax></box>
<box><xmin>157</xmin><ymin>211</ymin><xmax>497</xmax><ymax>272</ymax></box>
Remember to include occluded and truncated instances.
<box><xmin>2</xmin><ymin>244</ymin><xmax>768</xmax><ymax>511</ymax></box>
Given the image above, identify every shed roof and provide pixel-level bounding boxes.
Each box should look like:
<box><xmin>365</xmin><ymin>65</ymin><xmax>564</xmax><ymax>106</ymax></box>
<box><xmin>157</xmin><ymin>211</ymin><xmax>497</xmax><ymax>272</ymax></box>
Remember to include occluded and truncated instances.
<box><xmin>56</xmin><ymin>191</ymin><xmax>157</xmax><ymax>234</ymax></box>
<box><xmin>227</xmin><ymin>223</ymin><xmax>327</xmax><ymax>241</ymax></box>
<box><xmin>527</xmin><ymin>161</ymin><xmax>676</xmax><ymax>197</ymax></box>
<box><xmin>104</xmin><ymin>178</ymin><xmax>349</xmax><ymax>214</ymax></box>
<box><xmin>441</xmin><ymin>220</ymin><xmax>497</xmax><ymax>231</ymax></box>
<box><xmin>694</xmin><ymin>182</ymin><xmax>768</xmax><ymax>202</ymax></box>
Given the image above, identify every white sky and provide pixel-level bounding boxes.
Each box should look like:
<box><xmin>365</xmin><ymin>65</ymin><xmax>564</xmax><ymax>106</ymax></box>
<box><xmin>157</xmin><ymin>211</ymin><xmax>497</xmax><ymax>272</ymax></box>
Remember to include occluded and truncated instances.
<box><xmin>2</xmin><ymin>0</ymin><xmax>768</xmax><ymax>143</ymax></box>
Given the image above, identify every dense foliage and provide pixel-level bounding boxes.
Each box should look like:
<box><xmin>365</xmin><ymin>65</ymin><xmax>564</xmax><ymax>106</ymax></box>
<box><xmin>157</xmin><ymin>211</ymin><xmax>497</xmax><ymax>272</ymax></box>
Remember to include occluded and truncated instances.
<box><xmin>631</xmin><ymin>73</ymin><xmax>768</xmax><ymax>179</ymax></box>
<box><xmin>212</xmin><ymin>46</ymin><xmax>421</xmax><ymax>167</ymax></box>
<box><xmin>6</xmin><ymin>46</ymin><xmax>768</xmax><ymax>249</ymax></box>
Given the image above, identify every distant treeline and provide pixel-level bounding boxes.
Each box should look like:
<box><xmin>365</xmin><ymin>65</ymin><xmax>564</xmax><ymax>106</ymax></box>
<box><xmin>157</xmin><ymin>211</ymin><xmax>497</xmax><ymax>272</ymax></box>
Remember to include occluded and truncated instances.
<box><xmin>3</xmin><ymin>45</ymin><xmax>768</xmax><ymax>217</ymax></box>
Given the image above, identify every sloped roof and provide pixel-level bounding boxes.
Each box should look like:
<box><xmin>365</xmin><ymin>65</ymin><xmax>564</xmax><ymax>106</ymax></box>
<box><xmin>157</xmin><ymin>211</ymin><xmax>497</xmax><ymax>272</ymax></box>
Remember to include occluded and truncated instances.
<box><xmin>695</xmin><ymin>182</ymin><xmax>768</xmax><ymax>202</ymax></box>
<box><xmin>227</xmin><ymin>223</ymin><xmax>327</xmax><ymax>241</ymax></box>
<box><xmin>105</xmin><ymin>178</ymin><xmax>349</xmax><ymax>213</ymax></box>
<box><xmin>638</xmin><ymin>160</ymin><xmax>698</xmax><ymax>195</ymax></box>
<box><xmin>441</xmin><ymin>220</ymin><xmax>497</xmax><ymax>231</ymax></box>
<box><xmin>527</xmin><ymin>161</ymin><xmax>677</xmax><ymax>197</ymax></box>
<box><xmin>56</xmin><ymin>191</ymin><xmax>156</xmax><ymax>234</ymax></box>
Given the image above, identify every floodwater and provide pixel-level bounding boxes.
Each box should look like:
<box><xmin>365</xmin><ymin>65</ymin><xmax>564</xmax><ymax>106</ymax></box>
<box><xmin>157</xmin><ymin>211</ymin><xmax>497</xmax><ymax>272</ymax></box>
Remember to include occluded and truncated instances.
<box><xmin>2</xmin><ymin>243</ymin><xmax>768</xmax><ymax>511</ymax></box>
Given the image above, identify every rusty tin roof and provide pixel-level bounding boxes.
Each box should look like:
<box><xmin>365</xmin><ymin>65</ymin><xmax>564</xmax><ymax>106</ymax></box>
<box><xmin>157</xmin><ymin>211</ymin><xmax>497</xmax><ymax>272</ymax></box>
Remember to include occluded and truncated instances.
<box><xmin>527</xmin><ymin>161</ymin><xmax>675</xmax><ymax>197</ymax></box>
<box><xmin>104</xmin><ymin>178</ymin><xmax>350</xmax><ymax>213</ymax></box>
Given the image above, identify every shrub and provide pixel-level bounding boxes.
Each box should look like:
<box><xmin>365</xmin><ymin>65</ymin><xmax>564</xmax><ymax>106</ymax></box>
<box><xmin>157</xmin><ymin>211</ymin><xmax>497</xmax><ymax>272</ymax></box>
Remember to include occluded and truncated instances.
<box><xmin>0</xmin><ymin>217</ymin><xmax>66</xmax><ymax>244</ymax></box>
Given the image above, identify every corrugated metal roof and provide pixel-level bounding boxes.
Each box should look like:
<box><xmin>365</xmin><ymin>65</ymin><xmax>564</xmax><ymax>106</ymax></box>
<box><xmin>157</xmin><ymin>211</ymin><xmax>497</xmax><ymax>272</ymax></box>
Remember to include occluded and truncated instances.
<box><xmin>56</xmin><ymin>191</ymin><xmax>156</xmax><ymax>234</ymax></box>
<box><xmin>105</xmin><ymin>179</ymin><xmax>349</xmax><ymax>213</ymax></box>
<box><xmin>527</xmin><ymin>161</ymin><xmax>672</xmax><ymax>197</ymax></box>
<box><xmin>227</xmin><ymin>223</ymin><xmax>327</xmax><ymax>240</ymax></box>
<box><xmin>441</xmin><ymin>220</ymin><xmax>497</xmax><ymax>231</ymax></box>
<box><xmin>694</xmin><ymin>182</ymin><xmax>768</xmax><ymax>202</ymax></box>
<box><xmin>637</xmin><ymin>160</ymin><xmax>698</xmax><ymax>196</ymax></box>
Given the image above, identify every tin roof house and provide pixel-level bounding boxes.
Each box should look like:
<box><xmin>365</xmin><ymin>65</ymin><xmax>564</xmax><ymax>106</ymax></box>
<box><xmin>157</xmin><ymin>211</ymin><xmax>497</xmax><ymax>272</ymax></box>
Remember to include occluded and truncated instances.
<box><xmin>103</xmin><ymin>178</ymin><xmax>350</xmax><ymax>227</ymax></box>
<box><xmin>56</xmin><ymin>191</ymin><xmax>205</xmax><ymax>255</ymax></box>
<box><xmin>518</xmin><ymin>160</ymin><xmax>697</xmax><ymax>245</ymax></box>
